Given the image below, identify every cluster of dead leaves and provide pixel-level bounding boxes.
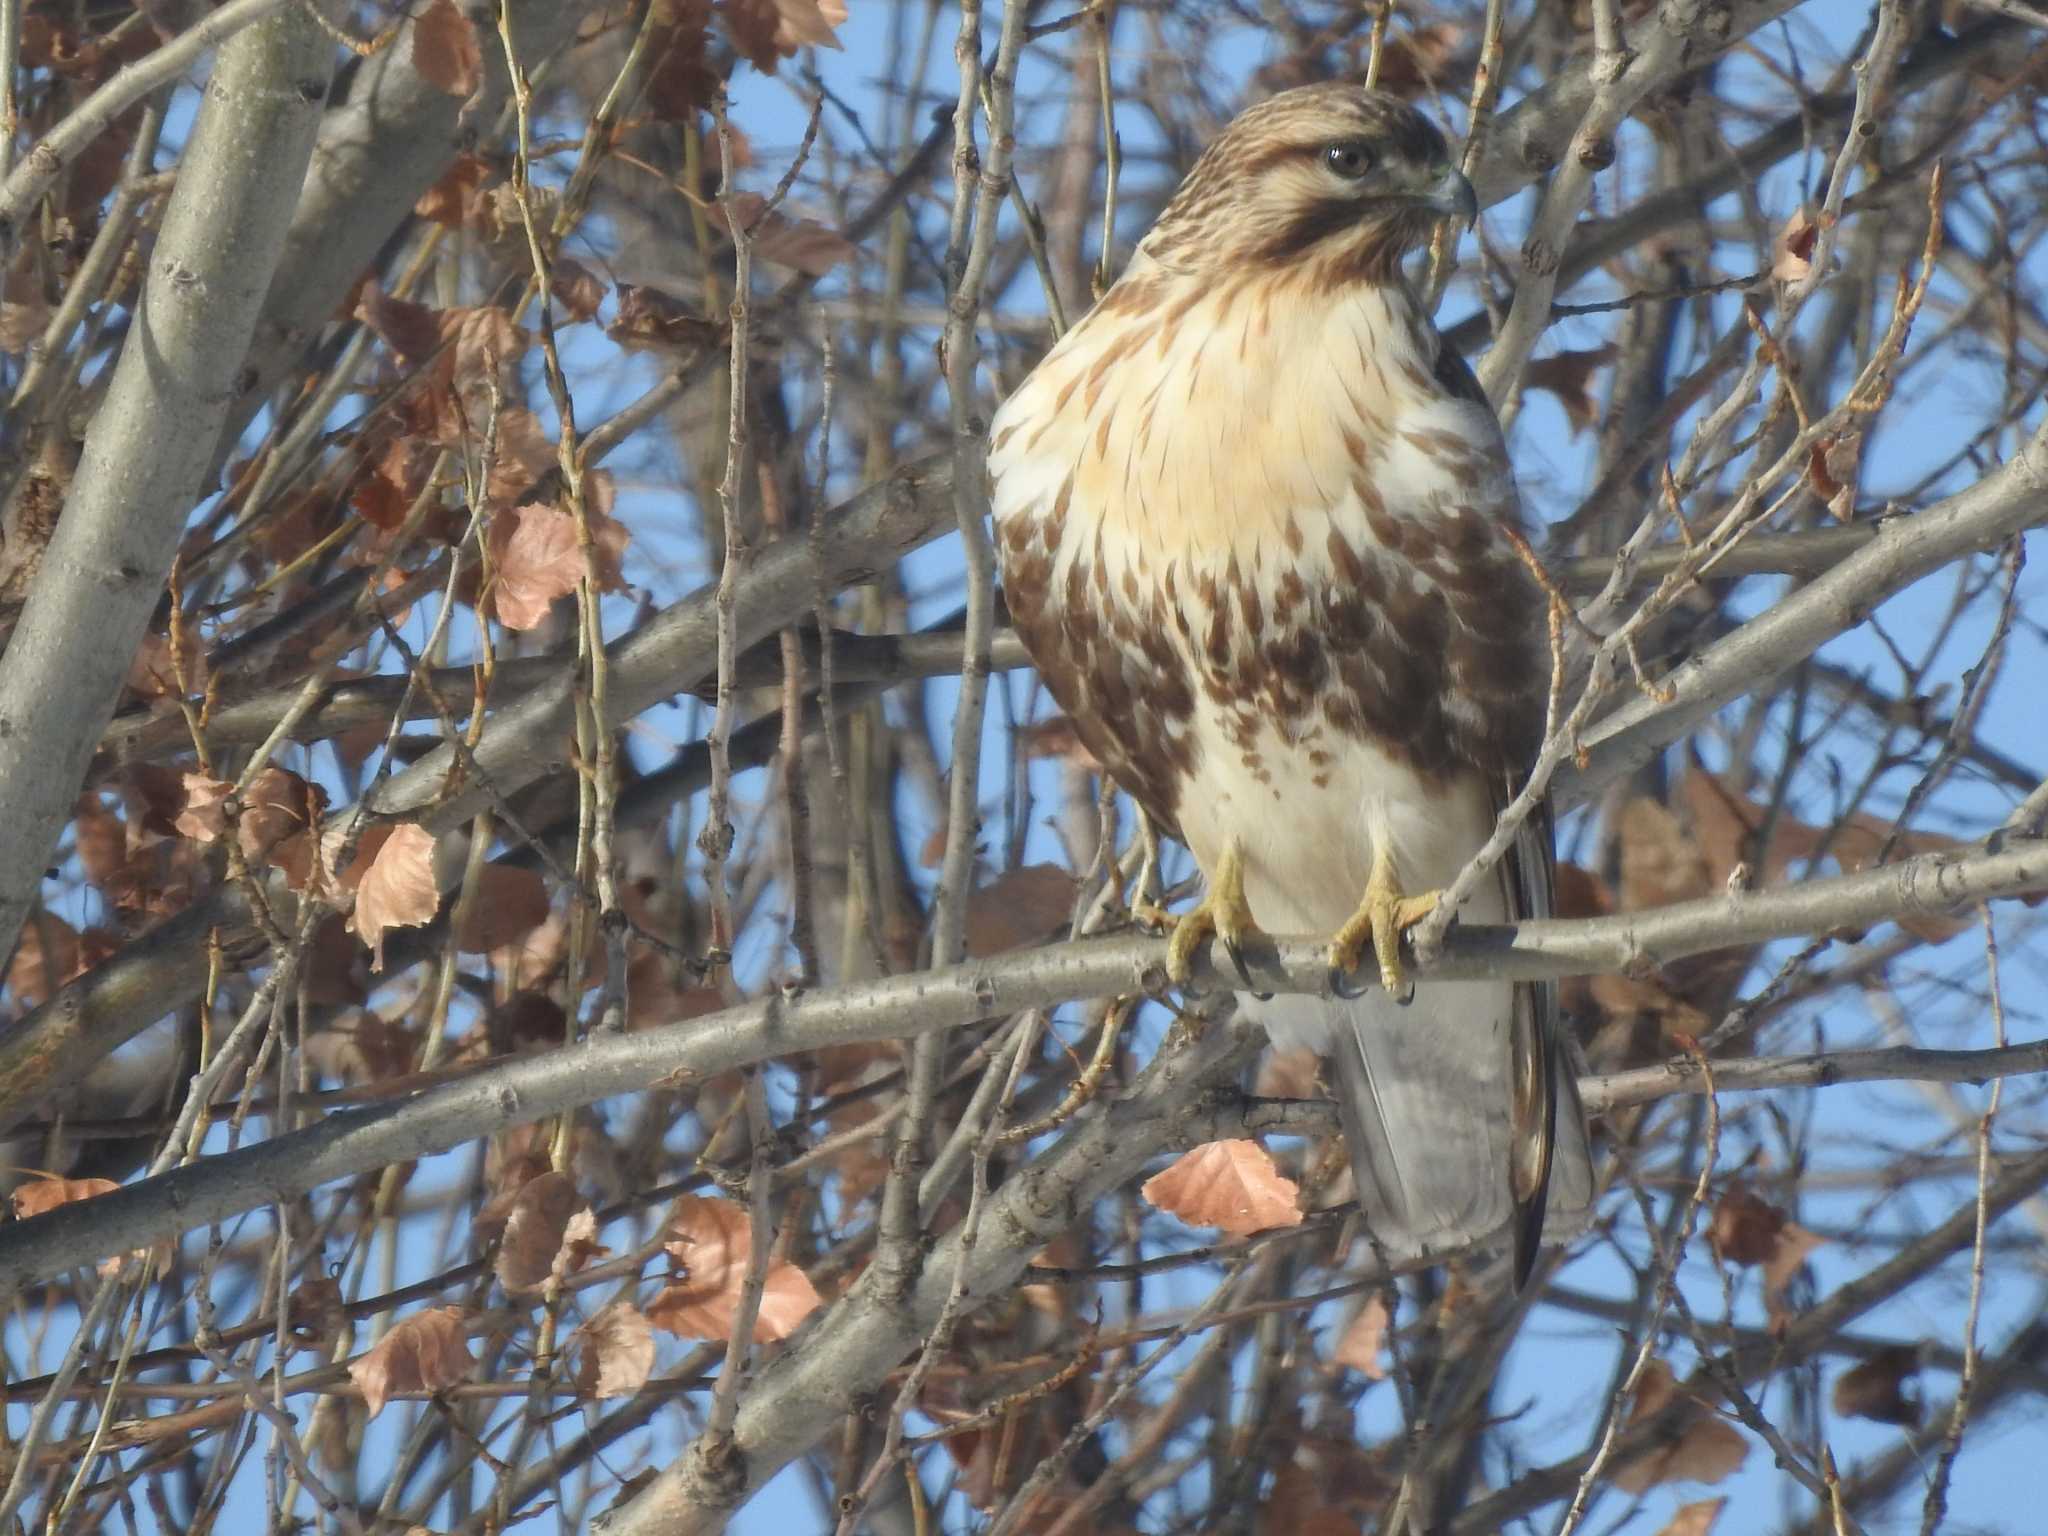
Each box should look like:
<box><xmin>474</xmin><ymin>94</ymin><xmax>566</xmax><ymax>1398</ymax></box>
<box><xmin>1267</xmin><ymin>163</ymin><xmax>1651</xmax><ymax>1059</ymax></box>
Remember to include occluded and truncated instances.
<box><xmin>643</xmin><ymin>0</ymin><xmax>849</xmax><ymax>123</ymax></box>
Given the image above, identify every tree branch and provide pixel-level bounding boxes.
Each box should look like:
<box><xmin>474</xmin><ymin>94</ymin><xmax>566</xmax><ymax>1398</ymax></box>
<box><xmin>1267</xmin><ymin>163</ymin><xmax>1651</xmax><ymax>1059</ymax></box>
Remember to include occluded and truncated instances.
<box><xmin>1</xmin><ymin>835</ymin><xmax>2041</xmax><ymax>1293</ymax></box>
<box><xmin>0</xmin><ymin>5</ymin><xmax>334</xmax><ymax>975</ymax></box>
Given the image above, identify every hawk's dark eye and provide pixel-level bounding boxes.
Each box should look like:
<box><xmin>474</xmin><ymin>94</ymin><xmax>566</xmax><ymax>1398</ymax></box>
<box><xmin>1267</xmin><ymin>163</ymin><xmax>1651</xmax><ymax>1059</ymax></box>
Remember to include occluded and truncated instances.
<box><xmin>1323</xmin><ymin>140</ymin><xmax>1375</xmax><ymax>180</ymax></box>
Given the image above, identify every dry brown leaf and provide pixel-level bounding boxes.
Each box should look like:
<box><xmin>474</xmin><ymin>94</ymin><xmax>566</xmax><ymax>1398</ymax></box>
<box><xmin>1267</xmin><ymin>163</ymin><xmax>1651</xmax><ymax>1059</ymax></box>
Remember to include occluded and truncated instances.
<box><xmin>1656</xmin><ymin>1498</ymin><xmax>1728</xmax><ymax>1536</ymax></box>
<box><xmin>1525</xmin><ymin>345</ymin><xmax>1617</xmax><ymax>434</ymax></box>
<box><xmin>125</xmin><ymin>624</ymin><xmax>206</xmax><ymax>700</ymax></box>
<box><xmin>355</xmin><ymin>282</ymin><xmax>443</xmax><ymax>364</ymax></box>
<box><xmin>455</xmin><ymin>865</ymin><xmax>551</xmax><ymax>952</ymax></box>
<box><xmin>11</xmin><ymin>1175</ymin><xmax>157</xmax><ymax>1274</ymax></box>
<box><xmin>1762</xmin><ymin>1221</ymin><xmax>1827</xmax><ymax>1319</ymax></box>
<box><xmin>963</xmin><ymin>864</ymin><xmax>1077</xmax><ymax>957</ymax></box>
<box><xmin>303</xmin><ymin>1011</ymin><xmax>419</xmax><ymax>1084</ymax></box>
<box><xmin>1808</xmin><ymin>431</ymin><xmax>1863</xmax><ymax>522</ymax></box>
<box><xmin>347</xmin><ymin>1307</ymin><xmax>474</xmax><ymax>1418</ymax></box>
<box><xmin>11</xmin><ymin>1175</ymin><xmax>120</xmax><ymax>1221</ymax></box>
<box><xmin>8</xmin><ymin>913</ymin><xmax>114</xmax><ymax>1006</ymax></box>
<box><xmin>1142</xmin><ymin>1140</ymin><xmax>1302</xmax><ymax>1236</ymax></box>
<box><xmin>1831</xmin><ymin>1344</ymin><xmax>1922</xmax><ymax>1426</ymax></box>
<box><xmin>174</xmin><ymin>773</ymin><xmax>233</xmax><ymax>842</ymax></box>
<box><xmin>412</xmin><ymin>0</ymin><xmax>482</xmax><ymax>98</ymax></box>
<box><xmin>239</xmin><ymin>768</ymin><xmax>325</xmax><ymax>869</ymax></box>
<box><xmin>1709</xmin><ymin>1185</ymin><xmax>1824</xmax><ymax>1316</ymax></box>
<box><xmin>770</xmin><ymin>0</ymin><xmax>847</xmax><ymax>50</ymax></box>
<box><xmin>347</xmin><ymin>823</ymin><xmax>441</xmax><ymax>969</ymax></box>
<box><xmin>1332</xmin><ymin>1294</ymin><xmax>1390</xmax><ymax>1379</ymax></box>
<box><xmin>551</xmin><ymin>257</ymin><xmax>608</xmax><ymax>322</ymax></box>
<box><xmin>647</xmin><ymin>1194</ymin><xmax>822</xmax><ymax>1342</ymax></box>
<box><xmin>1709</xmin><ymin>1185</ymin><xmax>1786</xmax><ymax>1266</ymax></box>
<box><xmin>74</xmin><ymin>793</ymin><xmax>127</xmax><ymax>886</ymax></box>
<box><xmin>1610</xmin><ymin>1360</ymin><xmax>1750</xmax><ymax>1494</ymax></box>
<box><xmin>707</xmin><ymin>192</ymin><xmax>855</xmax><ymax>276</ymax></box>
<box><xmin>1772</xmin><ymin>208</ymin><xmax>1821</xmax><ymax>282</ymax></box>
<box><xmin>487</xmin><ymin>503</ymin><xmax>584</xmax><ymax>630</ymax></box>
<box><xmin>575</xmin><ymin>1302</ymin><xmax>656</xmax><ymax>1399</ymax></box>
<box><xmin>496</xmin><ymin>1171</ymin><xmax>603</xmax><ymax>1295</ymax></box>
<box><xmin>414</xmin><ymin>152</ymin><xmax>494</xmax><ymax>227</ymax></box>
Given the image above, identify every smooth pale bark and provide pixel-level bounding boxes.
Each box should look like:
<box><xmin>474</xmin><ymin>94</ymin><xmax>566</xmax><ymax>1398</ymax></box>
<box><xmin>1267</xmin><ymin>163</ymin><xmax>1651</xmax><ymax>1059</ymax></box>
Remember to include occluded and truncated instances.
<box><xmin>0</xmin><ymin>835</ymin><xmax>2042</xmax><ymax>1296</ymax></box>
<box><xmin>0</xmin><ymin>9</ymin><xmax>335</xmax><ymax>968</ymax></box>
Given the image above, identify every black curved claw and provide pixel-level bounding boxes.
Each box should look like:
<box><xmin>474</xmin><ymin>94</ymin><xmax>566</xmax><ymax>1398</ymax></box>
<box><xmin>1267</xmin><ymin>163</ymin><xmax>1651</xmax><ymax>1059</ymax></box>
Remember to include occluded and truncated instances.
<box><xmin>1222</xmin><ymin>936</ymin><xmax>1257</xmax><ymax>991</ymax></box>
<box><xmin>1392</xmin><ymin>977</ymin><xmax>1417</xmax><ymax>1008</ymax></box>
<box><xmin>1331</xmin><ymin>965</ymin><xmax>1372</xmax><ymax>1001</ymax></box>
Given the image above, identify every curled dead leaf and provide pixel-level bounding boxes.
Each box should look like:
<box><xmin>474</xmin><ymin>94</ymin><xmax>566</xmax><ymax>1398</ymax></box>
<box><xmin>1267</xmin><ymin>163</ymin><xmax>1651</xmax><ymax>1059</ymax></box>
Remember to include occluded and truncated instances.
<box><xmin>706</xmin><ymin>192</ymin><xmax>855</xmax><ymax>277</ymax></box>
<box><xmin>1610</xmin><ymin>1360</ymin><xmax>1750</xmax><ymax>1493</ymax></box>
<box><xmin>347</xmin><ymin>1307</ymin><xmax>474</xmax><ymax>1418</ymax></box>
<box><xmin>7</xmin><ymin>912</ymin><xmax>114</xmax><ymax>1006</ymax></box>
<box><xmin>454</xmin><ymin>865</ymin><xmax>550</xmax><ymax>952</ymax></box>
<box><xmin>1526</xmin><ymin>344</ymin><xmax>1618</xmax><ymax>434</ymax></box>
<box><xmin>963</xmin><ymin>864</ymin><xmax>1078</xmax><ymax>957</ymax></box>
<box><xmin>575</xmin><ymin>1303</ymin><xmax>656</xmax><ymax>1399</ymax></box>
<box><xmin>1656</xmin><ymin>1498</ymin><xmax>1728</xmax><ymax>1536</ymax></box>
<box><xmin>1709</xmin><ymin>1185</ymin><xmax>1786</xmax><ymax>1266</ymax></box>
<box><xmin>412</xmin><ymin>0</ymin><xmax>482</xmax><ymax>99</ymax></box>
<box><xmin>1773</xmin><ymin>208</ymin><xmax>1822</xmax><ymax>282</ymax></box>
<box><xmin>1710</xmin><ymin>1184</ymin><xmax>1825</xmax><ymax>1318</ymax></box>
<box><xmin>487</xmin><ymin>503</ymin><xmax>584</xmax><ymax>630</ymax></box>
<box><xmin>1831</xmin><ymin>1343</ymin><xmax>1922</xmax><ymax>1426</ymax></box>
<box><xmin>173</xmin><ymin>773</ymin><xmax>233</xmax><ymax>843</ymax></box>
<box><xmin>1142</xmin><ymin>1140</ymin><xmax>1303</xmax><ymax>1236</ymax></box>
<box><xmin>345</xmin><ymin>823</ymin><xmax>441</xmax><ymax>970</ymax></box>
<box><xmin>496</xmin><ymin>1171</ymin><xmax>604</xmax><ymax>1295</ymax></box>
<box><xmin>1332</xmin><ymin>1294</ymin><xmax>1390</xmax><ymax>1379</ymax></box>
<box><xmin>646</xmin><ymin>1194</ymin><xmax>822</xmax><ymax>1342</ymax></box>
<box><xmin>11</xmin><ymin>1175</ymin><xmax>120</xmax><ymax>1221</ymax></box>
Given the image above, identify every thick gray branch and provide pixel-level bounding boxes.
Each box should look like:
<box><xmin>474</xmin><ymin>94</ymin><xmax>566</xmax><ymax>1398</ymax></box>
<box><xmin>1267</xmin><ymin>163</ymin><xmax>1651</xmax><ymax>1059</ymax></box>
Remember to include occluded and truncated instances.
<box><xmin>1</xmin><ymin>835</ymin><xmax>2041</xmax><ymax>1296</ymax></box>
<box><xmin>0</xmin><ymin>8</ymin><xmax>334</xmax><ymax>971</ymax></box>
<box><xmin>1558</xmin><ymin>421</ymin><xmax>2048</xmax><ymax>810</ymax></box>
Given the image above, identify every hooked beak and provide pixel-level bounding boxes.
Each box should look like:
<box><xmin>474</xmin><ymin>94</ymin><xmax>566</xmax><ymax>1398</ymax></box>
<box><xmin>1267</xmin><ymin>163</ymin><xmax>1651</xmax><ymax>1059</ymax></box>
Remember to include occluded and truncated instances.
<box><xmin>1421</xmin><ymin>164</ymin><xmax>1479</xmax><ymax>224</ymax></box>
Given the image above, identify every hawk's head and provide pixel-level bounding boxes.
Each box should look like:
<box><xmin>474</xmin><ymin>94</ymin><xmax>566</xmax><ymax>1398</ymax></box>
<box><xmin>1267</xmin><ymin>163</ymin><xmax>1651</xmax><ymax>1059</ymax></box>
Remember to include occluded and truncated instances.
<box><xmin>1140</xmin><ymin>84</ymin><xmax>1476</xmax><ymax>286</ymax></box>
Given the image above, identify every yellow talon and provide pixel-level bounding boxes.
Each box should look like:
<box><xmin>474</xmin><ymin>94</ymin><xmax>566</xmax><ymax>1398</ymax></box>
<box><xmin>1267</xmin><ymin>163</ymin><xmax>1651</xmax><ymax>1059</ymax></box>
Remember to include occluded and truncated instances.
<box><xmin>1164</xmin><ymin>840</ymin><xmax>1261</xmax><ymax>986</ymax></box>
<box><xmin>1329</xmin><ymin>844</ymin><xmax>1442</xmax><ymax>999</ymax></box>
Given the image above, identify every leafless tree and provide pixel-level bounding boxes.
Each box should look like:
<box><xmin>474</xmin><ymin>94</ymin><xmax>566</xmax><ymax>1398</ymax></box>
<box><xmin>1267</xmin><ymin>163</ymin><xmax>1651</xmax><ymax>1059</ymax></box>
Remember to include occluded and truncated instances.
<box><xmin>0</xmin><ymin>2</ymin><xmax>2042</xmax><ymax>1533</ymax></box>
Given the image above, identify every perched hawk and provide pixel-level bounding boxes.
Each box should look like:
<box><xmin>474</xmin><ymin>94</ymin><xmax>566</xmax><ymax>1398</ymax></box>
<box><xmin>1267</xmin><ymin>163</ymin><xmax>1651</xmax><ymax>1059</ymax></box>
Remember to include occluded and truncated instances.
<box><xmin>989</xmin><ymin>84</ymin><xmax>1593</xmax><ymax>1281</ymax></box>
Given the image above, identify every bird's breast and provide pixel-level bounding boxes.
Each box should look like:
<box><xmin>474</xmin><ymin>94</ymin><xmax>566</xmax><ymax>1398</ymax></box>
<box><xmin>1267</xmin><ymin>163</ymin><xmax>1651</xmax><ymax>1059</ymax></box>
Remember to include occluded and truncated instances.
<box><xmin>990</xmin><ymin>270</ymin><xmax>1546</xmax><ymax>835</ymax></box>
